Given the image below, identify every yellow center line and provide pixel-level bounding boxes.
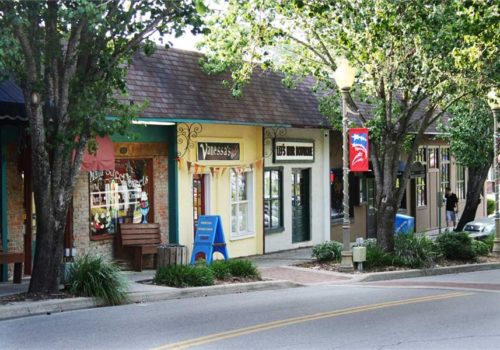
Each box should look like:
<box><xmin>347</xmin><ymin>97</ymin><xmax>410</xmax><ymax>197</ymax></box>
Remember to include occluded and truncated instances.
<box><xmin>151</xmin><ymin>292</ymin><xmax>473</xmax><ymax>350</ymax></box>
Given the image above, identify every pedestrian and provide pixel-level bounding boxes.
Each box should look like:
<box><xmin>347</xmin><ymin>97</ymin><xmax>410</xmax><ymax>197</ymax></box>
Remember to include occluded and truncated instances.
<box><xmin>444</xmin><ymin>187</ymin><xmax>458</xmax><ymax>230</ymax></box>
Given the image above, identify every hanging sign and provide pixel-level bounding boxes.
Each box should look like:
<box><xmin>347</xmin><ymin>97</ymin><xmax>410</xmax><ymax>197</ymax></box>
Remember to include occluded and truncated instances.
<box><xmin>273</xmin><ymin>139</ymin><xmax>314</xmax><ymax>163</ymax></box>
<box><xmin>349</xmin><ymin>128</ymin><xmax>369</xmax><ymax>172</ymax></box>
<box><xmin>197</xmin><ymin>142</ymin><xmax>240</xmax><ymax>161</ymax></box>
<box><xmin>191</xmin><ymin>215</ymin><xmax>229</xmax><ymax>264</ymax></box>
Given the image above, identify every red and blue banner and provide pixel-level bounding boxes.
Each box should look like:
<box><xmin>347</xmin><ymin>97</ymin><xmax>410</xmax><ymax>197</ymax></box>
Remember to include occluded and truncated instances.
<box><xmin>349</xmin><ymin>128</ymin><xmax>369</xmax><ymax>172</ymax></box>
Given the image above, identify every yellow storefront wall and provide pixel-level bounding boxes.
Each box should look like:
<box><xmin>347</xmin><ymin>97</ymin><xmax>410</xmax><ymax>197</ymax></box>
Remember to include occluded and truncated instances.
<box><xmin>177</xmin><ymin>124</ymin><xmax>263</xmax><ymax>259</ymax></box>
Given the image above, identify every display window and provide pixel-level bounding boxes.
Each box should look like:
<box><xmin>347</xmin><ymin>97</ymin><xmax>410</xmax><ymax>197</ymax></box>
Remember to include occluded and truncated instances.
<box><xmin>89</xmin><ymin>158</ymin><xmax>153</xmax><ymax>237</ymax></box>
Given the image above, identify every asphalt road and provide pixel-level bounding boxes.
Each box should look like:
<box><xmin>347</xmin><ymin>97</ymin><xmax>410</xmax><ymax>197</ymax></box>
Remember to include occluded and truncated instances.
<box><xmin>1</xmin><ymin>270</ymin><xmax>500</xmax><ymax>350</ymax></box>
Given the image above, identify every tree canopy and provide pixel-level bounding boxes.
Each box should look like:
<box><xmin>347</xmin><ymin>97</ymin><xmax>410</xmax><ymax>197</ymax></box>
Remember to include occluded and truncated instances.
<box><xmin>200</xmin><ymin>0</ymin><xmax>499</xmax><ymax>249</ymax></box>
<box><xmin>0</xmin><ymin>0</ymin><xmax>204</xmax><ymax>294</ymax></box>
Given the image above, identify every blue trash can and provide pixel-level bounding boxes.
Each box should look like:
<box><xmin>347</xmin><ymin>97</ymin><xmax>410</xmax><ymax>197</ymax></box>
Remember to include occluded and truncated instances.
<box><xmin>395</xmin><ymin>214</ymin><xmax>415</xmax><ymax>235</ymax></box>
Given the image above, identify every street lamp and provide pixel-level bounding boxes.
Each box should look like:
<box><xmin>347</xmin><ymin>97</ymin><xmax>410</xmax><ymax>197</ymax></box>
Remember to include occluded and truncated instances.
<box><xmin>488</xmin><ymin>89</ymin><xmax>500</xmax><ymax>256</ymax></box>
<box><xmin>334</xmin><ymin>58</ymin><xmax>355</xmax><ymax>272</ymax></box>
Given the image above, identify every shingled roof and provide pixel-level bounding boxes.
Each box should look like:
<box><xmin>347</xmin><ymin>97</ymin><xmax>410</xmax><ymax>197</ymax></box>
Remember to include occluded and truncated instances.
<box><xmin>123</xmin><ymin>48</ymin><xmax>331</xmax><ymax>129</ymax></box>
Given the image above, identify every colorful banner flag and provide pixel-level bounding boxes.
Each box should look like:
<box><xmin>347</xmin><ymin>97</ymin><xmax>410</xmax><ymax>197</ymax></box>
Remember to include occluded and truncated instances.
<box><xmin>349</xmin><ymin>128</ymin><xmax>369</xmax><ymax>172</ymax></box>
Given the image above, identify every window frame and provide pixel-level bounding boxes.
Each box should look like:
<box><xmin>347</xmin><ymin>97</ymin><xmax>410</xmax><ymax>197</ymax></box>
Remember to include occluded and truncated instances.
<box><xmin>456</xmin><ymin>163</ymin><xmax>466</xmax><ymax>199</ymax></box>
<box><xmin>440</xmin><ymin>147</ymin><xmax>451</xmax><ymax>195</ymax></box>
<box><xmin>264</xmin><ymin>167</ymin><xmax>284</xmax><ymax>234</ymax></box>
<box><xmin>415</xmin><ymin>147</ymin><xmax>427</xmax><ymax>207</ymax></box>
<box><xmin>230</xmin><ymin>169</ymin><xmax>254</xmax><ymax>239</ymax></box>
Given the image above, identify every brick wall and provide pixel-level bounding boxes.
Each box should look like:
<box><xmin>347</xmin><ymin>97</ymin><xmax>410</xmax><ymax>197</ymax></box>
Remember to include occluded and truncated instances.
<box><xmin>71</xmin><ymin>154</ymin><xmax>169</xmax><ymax>261</ymax></box>
<box><xmin>6</xmin><ymin>143</ymin><xmax>24</xmax><ymax>253</ymax></box>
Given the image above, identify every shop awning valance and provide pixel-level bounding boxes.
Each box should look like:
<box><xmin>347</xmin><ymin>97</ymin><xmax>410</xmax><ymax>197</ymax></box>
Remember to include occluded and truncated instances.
<box><xmin>81</xmin><ymin>136</ymin><xmax>115</xmax><ymax>172</ymax></box>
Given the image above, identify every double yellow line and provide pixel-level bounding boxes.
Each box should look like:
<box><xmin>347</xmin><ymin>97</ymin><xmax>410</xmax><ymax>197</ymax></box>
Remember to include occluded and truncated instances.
<box><xmin>152</xmin><ymin>291</ymin><xmax>472</xmax><ymax>350</ymax></box>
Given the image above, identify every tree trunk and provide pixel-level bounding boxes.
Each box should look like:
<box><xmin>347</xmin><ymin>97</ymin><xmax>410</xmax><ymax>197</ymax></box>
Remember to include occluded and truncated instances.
<box><xmin>455</xmin><ymin>164</ymin><xmax>491</xmax><ymax>231</ymax></box>
<box><xmin>26</xmin><ymin>102</ymin><xmax>70</xmax><ymax>294</ymax></box>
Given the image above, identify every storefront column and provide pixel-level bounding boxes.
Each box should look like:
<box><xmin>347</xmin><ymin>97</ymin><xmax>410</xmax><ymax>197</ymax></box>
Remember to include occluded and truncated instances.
<box><xmin>168</xmin><ymin>125</ymin><xmax>179</xmax><ymax>244</ymax></box>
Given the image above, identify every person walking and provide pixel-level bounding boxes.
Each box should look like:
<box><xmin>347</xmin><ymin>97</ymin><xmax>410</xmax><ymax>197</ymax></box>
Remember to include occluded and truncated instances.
<box><xmin>444</xmin><ymin>187</ymin><xmax>458</xmax><ymax>230</ymax></box>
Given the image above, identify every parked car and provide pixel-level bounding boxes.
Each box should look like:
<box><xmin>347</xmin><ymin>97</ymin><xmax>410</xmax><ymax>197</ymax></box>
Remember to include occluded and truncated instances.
<box><xmin>463</xmin><ymin>216</ymin><xmax>495</xmax><ymax>239</ymax></box>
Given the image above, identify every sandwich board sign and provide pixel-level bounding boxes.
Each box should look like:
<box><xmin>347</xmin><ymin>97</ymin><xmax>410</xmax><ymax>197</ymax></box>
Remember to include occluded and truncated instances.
<box><xmin>191</xmin><ymin>215</ymin><xmax>228</xmax><ymax>264</ymax></box>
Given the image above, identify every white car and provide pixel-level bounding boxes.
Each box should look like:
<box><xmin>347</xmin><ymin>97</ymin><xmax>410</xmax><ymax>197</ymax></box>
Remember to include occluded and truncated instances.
<box><xmin>463</xmin><ymin>217</ymin><xmax>495</xmax><ymax>240</ymax></box>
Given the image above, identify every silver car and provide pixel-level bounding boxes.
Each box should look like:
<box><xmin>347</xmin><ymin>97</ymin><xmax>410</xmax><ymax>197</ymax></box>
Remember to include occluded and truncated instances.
<box><xmin>463</xmin><ymin>216</ymin><xmax>495</xmax><ymax>239</ymax></box>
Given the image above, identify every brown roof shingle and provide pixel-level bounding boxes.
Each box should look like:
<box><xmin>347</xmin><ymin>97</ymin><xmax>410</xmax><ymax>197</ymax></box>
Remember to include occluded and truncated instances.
<box><xmin>123</xmin><ymin>48</ymin><xmax>331</xmax><ymax>128</ymax></box>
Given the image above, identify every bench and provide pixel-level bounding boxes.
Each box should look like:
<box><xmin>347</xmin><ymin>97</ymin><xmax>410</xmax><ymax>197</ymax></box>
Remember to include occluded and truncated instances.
<box><xmin>0</xmin><ymin>252</ymin><xmax>24</xmax><ymax>283</ymax></box>
<box><xmin>118</xmin><ymin>223</ymin><xmax>161</xmax><ymax>271</ymax></box>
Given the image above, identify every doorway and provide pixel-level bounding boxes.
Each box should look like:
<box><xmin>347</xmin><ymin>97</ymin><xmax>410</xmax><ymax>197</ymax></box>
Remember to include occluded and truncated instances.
<box><xmin>193</xmin><ymin>174</ymin><xmax>209</xmax><ymax>233</ymax></box>
<box><xmin>291</xmin><ymin>169</ymin><xmax>310</xmax><ymax>243</ymax></box>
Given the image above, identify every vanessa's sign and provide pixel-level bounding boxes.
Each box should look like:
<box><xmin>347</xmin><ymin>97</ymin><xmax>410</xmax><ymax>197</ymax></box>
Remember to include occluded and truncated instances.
<box><xmin>273</xmin><ymin>139</ymin><xmax>314</xmax><ymax>163</ymax></box>
<box><xmin>197</xmin><ymin>142</ymin><xmax>240</xmax><ymax>161</ymax></box>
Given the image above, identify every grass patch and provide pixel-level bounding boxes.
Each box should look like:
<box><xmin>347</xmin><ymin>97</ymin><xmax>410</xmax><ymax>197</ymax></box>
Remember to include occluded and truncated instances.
<box><xmin>67</xmin><ymin>254</ymin><xmax>128</xmax><ymax>306</ymax></box>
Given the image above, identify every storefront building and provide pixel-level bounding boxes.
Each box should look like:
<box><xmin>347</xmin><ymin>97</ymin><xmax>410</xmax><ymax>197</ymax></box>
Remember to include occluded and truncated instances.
<box><xmin>264</xmin><ymin>128</ymin><xmax>330</xmax><ymax>252</ymax></box>
<box><xmin>329</xmin><ymin>132</ymin><xmax>488</xmax><ymax>242</ymax></box>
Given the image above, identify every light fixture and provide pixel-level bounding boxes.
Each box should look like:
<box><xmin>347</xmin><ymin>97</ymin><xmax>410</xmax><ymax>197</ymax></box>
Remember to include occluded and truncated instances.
<box><xmin>333</xmin><ymin>58</ymin><xmax>356</xmax><ymax>91</ymax></box>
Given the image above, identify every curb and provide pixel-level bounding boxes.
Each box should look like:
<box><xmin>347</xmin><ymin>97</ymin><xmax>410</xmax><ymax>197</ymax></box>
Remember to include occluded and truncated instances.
<box><xmin>0</xmin><ymin>280</ymin><xmax>300</xmax><ymax>321</ymax></box>
<box><xmin>357</xmin><ymin>262</ymin><xmax>500</xmax><ymax>282</ymax></box>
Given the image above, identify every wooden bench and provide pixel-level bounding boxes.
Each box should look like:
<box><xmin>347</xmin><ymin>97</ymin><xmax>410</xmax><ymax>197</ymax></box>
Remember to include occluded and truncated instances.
<box><xmin>118</xmin><ymin>223</ymin><xmax>161</xmax><ymax>271</ymax></box>
<box><xmin>0</xmin><ymin>252</ymin><xmax>24</xmax><ymax>284</ymax></box>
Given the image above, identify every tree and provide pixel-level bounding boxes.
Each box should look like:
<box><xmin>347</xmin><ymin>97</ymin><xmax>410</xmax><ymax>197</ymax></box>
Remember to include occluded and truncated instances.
<box><xmin>0</xmin><ymin>0</ymin><xmax>203</xmax><ymax>295</ymax></box>
<box><xmin>445</xmin><ymin>98</ymin><xmax>494</xmax><ymax>231</ymax></box>
<box><xmin>200</xmin><ymin>0</ymin><xmax>498</xmax><ymax>250</ymax></box>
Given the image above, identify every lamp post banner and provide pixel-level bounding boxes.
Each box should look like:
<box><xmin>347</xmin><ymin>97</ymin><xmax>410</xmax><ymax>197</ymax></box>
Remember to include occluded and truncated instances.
<box><xmin>349</xmin><ymin>128</ymin><xmax>369</xmax><ymax>172</ymax></box>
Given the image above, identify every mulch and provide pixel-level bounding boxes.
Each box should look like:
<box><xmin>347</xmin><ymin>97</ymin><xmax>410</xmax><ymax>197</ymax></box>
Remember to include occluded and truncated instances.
<box><xmin>298</xmin><ymin>254</ymin><xmax>500</xmax><ymax>274</ymax></box>
<box><xmin>0</xmin><ymin>291</ymin><xmax>75</xmax><ymax>305</ymax></box>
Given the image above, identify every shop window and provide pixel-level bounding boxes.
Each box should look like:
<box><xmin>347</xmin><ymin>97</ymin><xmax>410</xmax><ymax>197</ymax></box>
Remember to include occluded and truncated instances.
<box><xmin>230</xmin><ymin>170</ymin><xmax>254</xmax><ymax>238</ymax></box>
<box><xmin>440</xmin><ymin>148</ymin><xmax>450</xmax><ymax>194</ymax></box>
<box><xmin>416</xmin><ymin>177</ymin><xmax>427</xmax><ymax>207</ymax></box>
<box><xmin>428</xmin><ymin>147</ymin><xmax>439</xmax><ymax>169</ymax></box>
<box><xmin>456</xmin><ymin>164</ymin><xmax>466</xmax><ymax>199</ymax></box>
<box><xmin>264</xmin><ymin>168</ymin><xmax>283</xmax><ymax>233</ymax></box>
<box><xmin>415</xmin><ymin>147</ymin><xmax>427</xmax><ymax>207</ymax></box>
<box><xmin>89</xmin><ymin>159</ymin><xmax>153</xmax><ymax>237</ymax></box>
<box><xmin>330</xmin><ymin>169</ymin><xmax>355</xmax><ymax>221</ymax></box>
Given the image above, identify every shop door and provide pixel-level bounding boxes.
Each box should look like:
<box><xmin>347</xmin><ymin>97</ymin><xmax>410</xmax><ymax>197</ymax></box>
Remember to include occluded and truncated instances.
<box><xmin>292</xmin><ymin>169</ymin><xmax>310</xmax><ymax>243</ymax></box>
<box><xmin>192</xmin><ymin>174</ymin><xmax>207</xmax><ymax>233</ymax></box>
<box><xmin>366</xmin><ymin>178</ymin><xmax>377</xmax><ymax>238</ymax></box>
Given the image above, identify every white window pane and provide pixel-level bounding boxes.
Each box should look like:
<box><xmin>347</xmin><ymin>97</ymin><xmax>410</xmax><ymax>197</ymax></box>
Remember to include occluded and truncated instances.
<box><xmin>264</xmin><ymin>171</ymin><xmax>271</xmax><ymax>199</ymax></box>
<box><xmin>231</xmin><ymin>204</ymin><xmax>237</xmax><ymax>233</ymax></box>
<box><xmin>238</xmin><ymin>203</ymin><xmax>248</xmax><ymax>232</ymax></box>
<box><xmin>239</xmin><ymin>173</ymin><xmax>247</xmax><ymax>201</ymax></box>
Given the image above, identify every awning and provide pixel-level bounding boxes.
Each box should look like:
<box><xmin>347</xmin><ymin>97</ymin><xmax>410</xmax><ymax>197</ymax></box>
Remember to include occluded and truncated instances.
<box><xmin>81</xmin><ymin>136</ymin><xmax>115</xmax><ymax>172</ymax></box>
<box><xmin>0</xmin><ymin>80</ymin><xmax>27</xmax><ymax>122</ymax></box>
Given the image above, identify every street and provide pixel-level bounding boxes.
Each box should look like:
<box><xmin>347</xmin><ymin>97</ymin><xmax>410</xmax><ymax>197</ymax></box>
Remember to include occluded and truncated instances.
<box><xmin>1</xmin><ymin>269</ymin><xmax>500</xmax><ymax>350</ymax></box>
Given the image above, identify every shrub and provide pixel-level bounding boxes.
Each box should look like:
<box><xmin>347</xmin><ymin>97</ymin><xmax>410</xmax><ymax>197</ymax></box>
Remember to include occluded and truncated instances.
<box><xmin>436</xmin><ymin>232</ymin><xmax>476</xmax><ymax>261</ymax></box>
<box><xmin>483</xmin><ymin>234</ymin><xmax>494</xmax><ymax>252</ymax></box>
<box><xmin>394</xmin><ymin>234</ymin><xmax>441</xmax><ymax>268</ymax></box>
<box><xmin>472</xmin><ymin>239</ymin><xmax>490</xmax><ymax>256</ymax></box>
<box><xmin>67</xmin><ymin>254</ymin><xmax>128</xmax><ymax>306</ymax></box>
<box><xmin>487</xmin><ymin>199</ymin><xmax>495</xmax><ymax>216</ymax></box>
<box><xmin>227</xmin><ymin>259</ymin><xmax>260</xmax><ymax>279</ymax></box>
<box><xmin>154</xmin><ymin>264</ymin><xmax>214</xmax><ymax>288</ymax></box>
<box><xmin>210</xmin><ymin>260</ymin><xmax>231</xmax><ymax>280</ymax></box>
<box><xmin>365</xmin><ymin>245</ymin><xmax>399</xmax><ymax>269</ymax></box>
<box><xmin>312</xmin><ymin>241</ymin><xmax>343</xmax><ymax>262</ymax></box>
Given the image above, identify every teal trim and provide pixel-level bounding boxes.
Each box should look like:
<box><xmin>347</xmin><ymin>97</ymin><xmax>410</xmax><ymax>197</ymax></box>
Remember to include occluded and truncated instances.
<box><xmin>111</xmin><ymin>124</ymin><xmax>170</xmax><ymax>143</ymax></box>
<box><xmin>167</xmin><ymin>126</ymin><xmax>179</xmax><ymax>244</ymax></box>
<box><xmin>105</xmin><ymin>115</ymin><xmax>292</xmax><ymax>128</ymax></box>
<box><xmin>1</xmin><ymin>140</ymin><xmax>8</xmax><ymax>281</ymax></box>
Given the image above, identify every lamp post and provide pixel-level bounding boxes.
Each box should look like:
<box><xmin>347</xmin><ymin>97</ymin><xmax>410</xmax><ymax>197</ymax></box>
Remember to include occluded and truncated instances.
<box><xmin>334</xmin><ymin>58</ymin><xmax>356</xmax><ymax>272</ymax></box>
<box><xmin>488</xmin><ymin>89</ymin><xmax>500</xmax><ymax>256</ymax></box>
